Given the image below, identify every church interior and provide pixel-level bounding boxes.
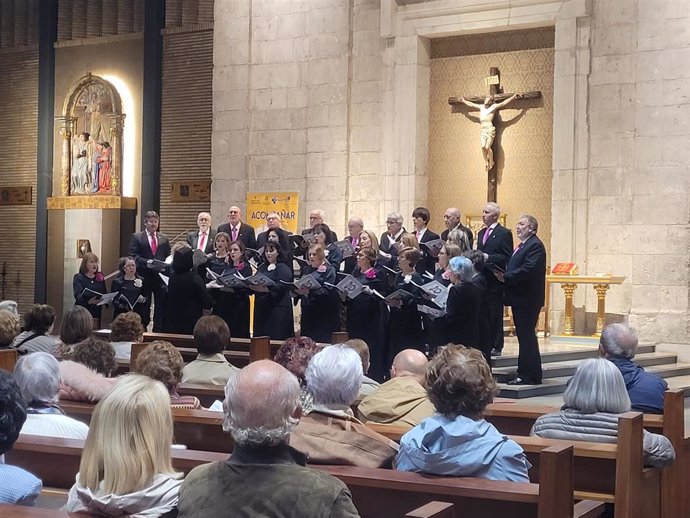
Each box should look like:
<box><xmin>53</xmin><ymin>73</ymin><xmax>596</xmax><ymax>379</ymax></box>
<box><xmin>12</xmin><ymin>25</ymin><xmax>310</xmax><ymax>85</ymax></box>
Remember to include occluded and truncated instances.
<box><xmin>0</xmin><ymin>0</ymin><xmax>689</xmax><ymax>516</ymax></box>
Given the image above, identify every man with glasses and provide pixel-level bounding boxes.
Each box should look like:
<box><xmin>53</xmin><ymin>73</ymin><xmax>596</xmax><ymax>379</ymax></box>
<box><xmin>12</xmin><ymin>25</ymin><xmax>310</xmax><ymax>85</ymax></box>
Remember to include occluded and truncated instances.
<box><xmin>217</xmin><ymin>206</ymin><xmax>257</xmax><ymax>249</ymax></box>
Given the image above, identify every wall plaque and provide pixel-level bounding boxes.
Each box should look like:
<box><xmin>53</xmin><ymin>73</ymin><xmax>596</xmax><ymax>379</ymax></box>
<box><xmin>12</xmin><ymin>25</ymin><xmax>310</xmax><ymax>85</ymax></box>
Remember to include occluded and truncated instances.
<box><xmin>0</xmin><ymin>187</ymin><xmax>32</xmax><ymax>205</ymax></box>
<box><xmin>170</xmin><ymin>181</ymin><xmax>211</xmax><ymax>202</ymax></box>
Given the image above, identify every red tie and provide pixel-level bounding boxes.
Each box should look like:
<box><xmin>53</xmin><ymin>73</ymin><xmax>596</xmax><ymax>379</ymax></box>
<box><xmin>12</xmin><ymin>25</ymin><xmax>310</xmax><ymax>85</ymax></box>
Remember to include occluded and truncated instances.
<box><xmin>150</xmin><ymin>233</ymin><xmax>158</xmax><ymax>255</ymax></box>
<box><xmin>198</xmin><ymin>231</ymin><xmax>207</xmax><ymax>251</ymax></box>
<box><xmin>232</xmin><ymin>227</ymin><xmax>238</xmax><ymax>242</ymax></box>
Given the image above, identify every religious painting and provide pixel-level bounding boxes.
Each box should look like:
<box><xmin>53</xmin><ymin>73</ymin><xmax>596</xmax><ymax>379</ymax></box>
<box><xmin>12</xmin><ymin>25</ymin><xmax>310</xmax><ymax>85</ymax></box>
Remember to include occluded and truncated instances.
<box><xmin>58</xmin><ymin>74</ymin><xmax>125</xmax><ymax>196</ymax></box>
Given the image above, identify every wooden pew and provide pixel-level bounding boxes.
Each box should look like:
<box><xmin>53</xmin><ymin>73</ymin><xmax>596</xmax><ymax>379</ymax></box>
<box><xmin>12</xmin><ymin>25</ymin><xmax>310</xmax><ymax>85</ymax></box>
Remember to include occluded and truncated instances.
<box><xmin>6</xmin><ymin>435</ymin><xmax>602</xmax><ymax>518</ymax></box>
<box><xmin>405</xmin><ymin>502</ymin><xmax>454</xmax><ymax>518</ymax></box>
<box><xmin>0</xmin><ymin>347</ymin><xmax>19</xmax><ymax>371</ymax></box>
<box><xmin>368</xmin><ymin>413</ymin><xmax>661</xmax><ymax>518</ymax></box>
<box><xmin>0</xmin><ymin>505</ymin><xmax>89</xmax><ymax>517</ymax></box>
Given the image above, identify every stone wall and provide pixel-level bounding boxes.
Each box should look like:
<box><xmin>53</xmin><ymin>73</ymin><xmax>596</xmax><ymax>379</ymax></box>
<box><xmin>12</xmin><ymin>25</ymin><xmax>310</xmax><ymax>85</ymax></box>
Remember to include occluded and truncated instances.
<box><xmin>212</xmin><ymin>0</ymin><xmax>386</xmax><ymax>235</ymax></box>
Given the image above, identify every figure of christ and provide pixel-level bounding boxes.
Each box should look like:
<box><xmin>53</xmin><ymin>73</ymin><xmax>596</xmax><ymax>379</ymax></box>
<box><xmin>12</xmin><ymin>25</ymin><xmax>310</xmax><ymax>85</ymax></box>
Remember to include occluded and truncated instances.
<box><xmin>459</xmin><ymin>93</ymin><xmax>522</xmax><ymax>172</ymax></box>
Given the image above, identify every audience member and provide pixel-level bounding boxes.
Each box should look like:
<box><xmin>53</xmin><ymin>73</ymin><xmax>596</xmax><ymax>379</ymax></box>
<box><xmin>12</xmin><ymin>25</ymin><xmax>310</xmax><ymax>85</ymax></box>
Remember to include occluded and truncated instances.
<box><xmin>291</xmin><ymin>345</ymin><xmax>398</xmax><ymax>467</ymax></box>
<box><xmin>0</xmin><ymin>309</ymin><xmax>20</xmax><ymax>347</ymax></box>
<box><xmin>59</xmin><ymin>338</ymin><xmax>118</xmax><ymax>402</ymax></box>
<box><xmin>135</xmin><ymin>340</ymin><xmax>201</xmax><ymax>409</ymax></box>
<box><xmin>0</xmin><ymin>300</ymin><xmax>19</xmax><ymax>317</ymax></box>
<box><xmin>182</xmin><ymin>316</ymin><xmax>239</xmax><ymax>386</ymax></box>
<box><xmin>344</xmin><ymin>339</ymin><xmax>380</xmax><ymax>397</ymax></box>
<box><xmin>58</xmin><ymin>306</ymin><xmax>93</xmax><ymax>359</ymax></box>
<box><xmin>13</xmin><ymin>352</ymin><xmax>89</xmax><ymax>440</ymax></box>
<box><xmin>599</xmin><ymin>323</ymin><xmax>667</xmax><ymax>414</ymax></box>
<box><xmin>11</xmin><ymin>304</ymin><xmax>60</xmax><ymax>355</ymax></box>
<box><xmin>109</xmin><ymin>311</ymin><xmax>145</xmax><ymax>361</ymax></box>
<box><xmin>358</xmin><ymin>349</ymin><xmax>435</xmax><ymax>427</ymax></box>
<box><xmin>177</xmin><ymin>360</ymin><xmax>359</xmax><ymax>518</ymax></box>
<box><xmin>64</xmin><ymin>375</ymin><xmax>182</xmax><ymax>517</ymax></box>
<box><xmin>395</xmin><ymin>345</ymin><xmax>530</xmax><ymax>482</ymax></box>
<box><xmin>273</xmin><ymin>336</ymin><xmax>322</xmax><ymax>414</ymax></box>
<box><xmin>0</xmin><ymin>370</ymin><xmax>42</xmax><ymax>506</ymax></box>
<box><xmin>531</xmin><ymin>358</ymin><xmax>675</xmax><ymax>468</ymax></box>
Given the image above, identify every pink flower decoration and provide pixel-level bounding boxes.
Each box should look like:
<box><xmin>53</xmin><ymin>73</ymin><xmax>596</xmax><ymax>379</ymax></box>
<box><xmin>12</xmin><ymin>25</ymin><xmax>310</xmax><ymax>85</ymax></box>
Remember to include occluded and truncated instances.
<box><xmin>236</xmin><ymin>262</ymin><xmax>245</xmax><ymax>270</ymax></box>
<box><xmin>95</xmin><ymin>272</ymin><xmax>104</xmax><ymax>282</ymax></box>
<box><xmin>317</xmin><ymin>264</ymin><xmax>327</xmax><ymax>273</ymax></box>
<box><xmin>441</xmin><ymin>270</ymin><xmax>451</xmax><ymax>280</ymax></box>
<box><xmin>365</xmin><ymin>268</ymin><xmax>376</xmax><ymax>279</ymax></box>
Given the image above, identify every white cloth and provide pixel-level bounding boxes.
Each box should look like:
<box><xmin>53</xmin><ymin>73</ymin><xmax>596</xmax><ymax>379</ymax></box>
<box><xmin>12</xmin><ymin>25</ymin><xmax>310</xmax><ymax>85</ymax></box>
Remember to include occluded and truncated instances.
<box><xmin>21</xmin><ymin>414</ymin><xmax>89</xmax><ymax>440</ymax></box>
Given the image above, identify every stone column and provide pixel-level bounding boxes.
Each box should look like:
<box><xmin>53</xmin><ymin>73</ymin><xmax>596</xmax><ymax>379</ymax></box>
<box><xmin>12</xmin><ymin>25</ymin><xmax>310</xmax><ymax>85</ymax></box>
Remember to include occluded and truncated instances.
<box><xmin>107</xmin><ymin>114</ymin><xmax>125</xmax><ymax>196</ymax></box>
<box><xmin>56</xmin><ymin>116</ymin><xmax>76</xmax><ymax>196</ymax></box>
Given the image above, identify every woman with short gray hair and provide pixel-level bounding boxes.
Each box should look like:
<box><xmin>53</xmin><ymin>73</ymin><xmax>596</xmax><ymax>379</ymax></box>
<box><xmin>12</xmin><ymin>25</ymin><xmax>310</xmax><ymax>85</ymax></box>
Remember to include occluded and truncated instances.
<box><xmin>531</xmin><ymin>358</ymin><xmax>675</xmax><ymax>467</ymax></box>
<box><xmin>290</xmin><ymin>345</ymin><xmax>398</xmax><ymax>467</ymax></box>
<box><xmin>442</xmin><ymin>256</ymin><xmax>484</xmax><ymax>355</ymax></box>
<box><xmin>13</xmin><ymin>352</ymin><xmax>89</xmax><ymax>440</ymax></box>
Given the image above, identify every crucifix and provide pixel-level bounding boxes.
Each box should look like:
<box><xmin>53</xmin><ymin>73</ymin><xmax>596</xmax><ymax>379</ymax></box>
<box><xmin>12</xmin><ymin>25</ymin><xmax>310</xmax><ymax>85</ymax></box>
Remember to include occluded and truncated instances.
<box><xmin>448</xmin><ymin>67</ymin><xmax>541</xmax><ymax>202</ymax></box>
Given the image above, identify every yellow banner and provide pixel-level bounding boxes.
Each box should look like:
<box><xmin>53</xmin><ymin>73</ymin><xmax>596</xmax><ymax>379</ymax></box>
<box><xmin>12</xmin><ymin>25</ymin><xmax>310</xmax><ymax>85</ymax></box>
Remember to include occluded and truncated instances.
<box><xmin>245</xmin><ymin>191</ymin><xmax>299</xmax><ymax>234</ymax></box>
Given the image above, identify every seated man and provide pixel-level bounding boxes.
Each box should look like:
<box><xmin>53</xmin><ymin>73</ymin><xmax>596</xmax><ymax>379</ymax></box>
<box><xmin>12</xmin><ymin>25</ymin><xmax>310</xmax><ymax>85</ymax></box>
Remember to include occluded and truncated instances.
<box><xmin>395</xmin><ymin>344</ymin><xmax>530</xmax><ymax>482</ymax></box>
<box><xmin>343</xmin><ymin>339</ymin><xmax>380</xmax><ymax>398</ymax></box>
<box><xmin>0</xmin><ymin>370</ymin><xmax>42</xmax><ymax>505</ymax></box>
<box><xmin>599</xmin><ymin>323</ymin><xmax>668</xmax><ymax>414</ymax></box>
<box><xmin>177</xmin><ymin>360</ymin><xmax>359</xmax><ymax>518</ymax></box>
<box><xmin>357</xmin><ymin>349</ymin><xmax>435</xmax><ymax>427</ymax></box>
<box><xmin>290</xmin><ymin>345</ymin><xmax>398</xmax><ymax>468</ymax></box>
<box><xmin>182</xmin><ymin>316</ymin><xmax>239</xmax><ymax>386</ymax></box>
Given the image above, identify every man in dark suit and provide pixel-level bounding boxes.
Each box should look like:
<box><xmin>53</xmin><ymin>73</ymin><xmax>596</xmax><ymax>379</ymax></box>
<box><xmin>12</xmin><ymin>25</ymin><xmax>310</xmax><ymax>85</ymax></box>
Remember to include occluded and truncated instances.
<box><xmin>440</xmin><ymin>207</ymin><xmax>473</xmax><ymax>249</ymax></box>
<box><xmin>342</xmin><ymin>216</ymin><xmax>364</xmax><ymax>274</ymax></box>
<box><xmin>217</xmin><ymin>206</ymin><xmax>257</xmax><ymax>250</ymax></box>
<box><xmin>477</xmin><ymin>202</ymin><xmax>513</xmax><ymax>357</ymax></box>
<box><xmin>187</xmin><ymin>212</ymin><xmax>217</xmax><ymax>254</ymax></box>
<box><xmin>302</xmin><ymin>209</ymin><xmax>338</xmax><ymax>242</ymax></box>
<box><xmin>128</xmin><ymin>210</ymin><xmax>171</xmax><ymax>331</ymax></box>
<box><xmin>411</xmin><ymin>206</ymin><xmax>440</xmax><ymax>274</ymax></box>
<box><xmin>379</xmin><ymin>212</ymin><xmax>406</xmax><ymax>257</ymax></box>
<box><xmin>502</xmin><ymin>214</ymin><xmax>546</xmax><ymax>385</ymax></box>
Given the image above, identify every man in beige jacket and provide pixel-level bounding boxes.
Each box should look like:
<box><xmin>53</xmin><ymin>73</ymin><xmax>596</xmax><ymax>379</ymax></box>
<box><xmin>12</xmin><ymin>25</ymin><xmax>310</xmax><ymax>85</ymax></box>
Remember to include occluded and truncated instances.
<box><xmin>357</xmin><ymin>349</ymin><xmax>436</xmax><ymax>427</ymax></box>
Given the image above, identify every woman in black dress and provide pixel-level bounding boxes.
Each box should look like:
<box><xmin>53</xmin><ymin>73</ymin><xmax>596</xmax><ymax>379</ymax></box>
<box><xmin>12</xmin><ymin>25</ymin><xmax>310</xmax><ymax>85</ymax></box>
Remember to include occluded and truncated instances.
<box><xmin>313</xmin><ymin>223</ymin><xmax>342</xmax><ymax>270</ymax></box>
<box><xmin>386</xmin><ymin>247</ymin><xmax>425</xmax><ymax>363</ymax></box>
<box><xmin>205</xmin><ymin>232</ymin><xmax>232</xmax><ymax>327</ymax></box>
<box><xmin>212</xmin><ymin>238</ymin><xmax>253</xmax><ymax>339</ymax></box>
<box><xmin>163</xmin><ymin>246</ymin><xmax>214</xmax><ymax>334</ymax></box>
<box><xmin>427</xmin><ymin>243</ymin><xmax>463</xmax><ymax>352</ymax></box>
<box><xmin>443</xmin><ymin>256</ymin><xmax>483</xmax><ymax>355</ymax></box>
<box><xmin>297</xmin><ymin>244</ymin><xmax>338</xmax><ymax>343</ymax></box>
<box><xmin>345</xmin><ymin>247</ymin><xmax>388</xmax><ymax>381</ymax></box>
<box><xmin>251</xmin><ymin>242</ymin><xmax>294</xmax><ymax>340</ymax></box>
<box><xmin>73</xmin><ymin>252</ymin><xmax>107</xmax><ymax>322</ymax></box>
<box><xmin>433</xmin><ymin>243</ymin><xmax>463</xmax><ymax>286</ymax></box>
<box><xmin>110</xmin><ymin>256</ymin><xmax>148</xmax><ymax>324</ymax></box>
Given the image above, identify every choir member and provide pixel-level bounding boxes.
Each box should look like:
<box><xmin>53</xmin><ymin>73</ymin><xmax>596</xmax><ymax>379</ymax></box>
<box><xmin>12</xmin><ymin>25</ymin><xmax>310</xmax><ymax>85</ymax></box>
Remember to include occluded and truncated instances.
<box><xmin>465</xmin><ymin>250</ymin><xmax>492</xmax><ymax>365</ymax></box>
<box><xmin>214</xmin><ymin>240</ymin><xmax>253</xmax><ymax>339</ymax></box>
<box><xmin>342</xmin><ymin>217</ymin><xmax>364</xmax><ymax>274</ymax></box>
<box><xmin>359</xmin><ymin>229</ymin><xmax>380</xmax><ymax>255</ymax></box>
<box><xmin>443</xmin><ymin>256</ymin><xmax>484</xmax><ymax>356</ymax></box>
<box><xmin>411</xmin><ymin>206</ymin><xmax>441</xmax><ymax>275</ymax></box>
<box><xmin>252</xmin><ymin>242</ymin><xmax>295</xmax><ymax>340</ymax></box>
<box><xmin>73</xmin><ymin>252</ymin><xmax>106</xmax><ymax>323</ymax></box>
<box><xmin>433</xmin><ymin>243</ymin><xmax>463</xmax><ymax>286</ymax></box>
<box><xmin>313</xmin><ymin>223</ymin><xmax>342</xmax><ymax>270</ymax></box>
<box><xmin>110</xmin><ymin>256</ymin><xmax>147</xmax><ymax>325</ymax></box>
<box><xmin>297</xmin><ymin>244</ymin><xmax>339</xmax><ymax>343</ymax></box>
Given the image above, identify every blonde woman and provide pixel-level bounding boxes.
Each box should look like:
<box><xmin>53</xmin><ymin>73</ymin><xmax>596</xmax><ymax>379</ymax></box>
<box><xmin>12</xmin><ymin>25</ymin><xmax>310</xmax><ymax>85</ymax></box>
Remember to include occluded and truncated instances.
<box><xmin>64</xmin><ymin>374</ymin><xmax>182</xmax><ymax>517</ymax></box>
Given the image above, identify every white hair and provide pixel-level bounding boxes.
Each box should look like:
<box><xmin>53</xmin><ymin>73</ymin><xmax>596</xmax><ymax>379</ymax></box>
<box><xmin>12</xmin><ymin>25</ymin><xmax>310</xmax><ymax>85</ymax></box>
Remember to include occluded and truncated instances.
<box><xmin>306</xmin><ymin>345</ymin><xmax>363</xmax><ymax>405</ymax></box>
<box><xmin>386</xmin><ymin>212</ymin><xmax>404</xmax><ymax>225</ymax></box>
<box><xmin>600</xmin><ymin>323</ymin><xmax>638</xmax><ymax>359</ymax></box>
<box><xmin>310</xmin><ymin>209</ymin><xmax>325</xmax><ymax>219</ymax></box>
<box><xmin>564</xmin><ymin>358</ymin><xmax>631</xmax><ymax>414</ymax></box>
<box><xmin>0</xmin><ymin>300</ymin><xmax>18</xmax><ymax>316</ymax></box>
<box><xmin>223</xmin><ymin>361</ymin><xmax>300</xmax><ymax>447</ymax></box>
<box><xmin>484</xmin><ymin>202</ymin><xmax>500</xmax><ymax>216</ymax></box>
<box><xmin>14</xmin><ymin>352</ymin><xmax>60</xmax><ymax>405</ymax></box>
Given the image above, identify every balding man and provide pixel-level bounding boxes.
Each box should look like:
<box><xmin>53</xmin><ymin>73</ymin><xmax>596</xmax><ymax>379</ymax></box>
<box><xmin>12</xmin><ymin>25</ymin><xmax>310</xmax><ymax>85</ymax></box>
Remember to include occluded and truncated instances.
<box><xmin>187</xmin><ymin>212</ymin><xmax>217</xmax><ymax>254</ymax></box>
<box><xmin>600</xmin><ymin>323</ymin><xmax>667</xmax><ymax>414</ymax></box>
<box><xmin>178</xmin><ymin>360</ymin><xmax>359</xmax><ymax>518</ymax></box>
<box><xmin>440</xmin><ymin>207</ymin><xmax>473</xmax><ymax>249</ymax></box>
<box><xmin>357</xmin><ymin>349</ymin><xmax>435</xmax><ymax>427</ymax></box>
<box><xmin>217</xmin><ymin>206</ymin><xmax>257</xmax><ymax>249</ymax></box>
<box><xmin>342</xmin><ymin>216</ymin><xmax>364</xmax><ymax>274</ymax></box>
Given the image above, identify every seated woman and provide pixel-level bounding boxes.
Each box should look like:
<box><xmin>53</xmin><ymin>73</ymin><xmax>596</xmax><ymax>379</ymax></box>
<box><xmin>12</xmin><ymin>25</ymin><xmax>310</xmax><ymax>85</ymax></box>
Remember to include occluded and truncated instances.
<box><xmin>395</xmin><ymin>344</ymin><xmax>530</xmax><ymax>482</ymax></box>
<box><xmin>0</xmin><ymin>370</ymin><xmax>42</xmax><ymax>506</ymax></box>
<box><xmin>290</xmin><ymin>344</ymin><xmax>398</xmax><ymax>468</ymax></box>
<box><xmin>531</xmin><ymin>357</ymin><xmax>675</xmax><ymax>468</ymax></box>
<box><xmin>109</xmin><ymin>311</ymin><xmax>145</xmax><ymax>361</ymax></box>
<box><xmin>0</xmin><ymin>309</ymin><xmax>20</xmax><ymax>348</ymax></box>
<box><xmin>64</xmin><ymin>374</ymin><xmax>182</xmax><ymax>517</ymax></box>
<box><xmin>182</xmin><ymin>316</ymin><xmax>239</xmax><ymax>386</ymax></box>
<box><xmin>73</xmin><ymin>252</ymin><xmax>106</xmax><ymax>324</ymax></box>
<box><xmin>13</xmin><ymin>352</ymin><xmax>89</xmax><ymax>440</ymax></box>
<box><xmin>251</xmin><ymin>242</ymin><xmax>294</xmax><ymax>340</ymax></box>
<box><xmin>163</xmin><ymin>247</ymin><xmax>214</xmax><ymax>335</ymax></box>
<box><xmin>110</xmin><ymin>256</ymin><xmax>148</xmax><ymax>325</ymax></box>
<box><xmin>135</xmin><ymin>340</ymin><xmax>201</xmax><ymax>409</ymax></box>
<box><xmin>273</xmin><ymin>336</ymin><xmax>322</xmax><ymax>414</ymax></box>
<box><xmin>11</xmin><ymin>304</ymin><xmax>60</xmax><ymax>355</ymax></box>
<box><xmin>58</xmin><ymin>306</ymin><xmax>94</xmax><ymax>359</ymax></box>
<box><xmin>59</xmin><ymin>338</ymin><xmax>118</xmax><ymax>402</ymax></box>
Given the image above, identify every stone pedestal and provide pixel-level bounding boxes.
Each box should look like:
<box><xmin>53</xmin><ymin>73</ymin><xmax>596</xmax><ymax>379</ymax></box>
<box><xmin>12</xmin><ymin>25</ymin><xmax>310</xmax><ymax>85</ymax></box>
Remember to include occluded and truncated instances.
<box><xmin>46</xmin><ymin>196</ymin><xmax>137</xmax><ymax>327</ymax></box>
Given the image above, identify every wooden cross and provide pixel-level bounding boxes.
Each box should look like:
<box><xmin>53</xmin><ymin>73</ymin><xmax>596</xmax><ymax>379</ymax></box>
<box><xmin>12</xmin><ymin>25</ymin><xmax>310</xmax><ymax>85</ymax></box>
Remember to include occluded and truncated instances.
<box><xmin>448</xmin><ymin>67</ymin><xmax>541</xmax><ymax>203</ymax></box>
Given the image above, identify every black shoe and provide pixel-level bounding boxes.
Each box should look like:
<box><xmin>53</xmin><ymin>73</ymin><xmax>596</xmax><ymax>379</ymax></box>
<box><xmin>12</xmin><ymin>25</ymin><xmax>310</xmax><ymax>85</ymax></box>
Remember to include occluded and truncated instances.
<box><xmin>506</xmin><ymin>377</ymin><xmax>541</xmax><ymax>386</ymax></box>
<box><xmin>491</xmin><ymin>349</ymin><xmax>502</xmax><ymax>357</ymax></box>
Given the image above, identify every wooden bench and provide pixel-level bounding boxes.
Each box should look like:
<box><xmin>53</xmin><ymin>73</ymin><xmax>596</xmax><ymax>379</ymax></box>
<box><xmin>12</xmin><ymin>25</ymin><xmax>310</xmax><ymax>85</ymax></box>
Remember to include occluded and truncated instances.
<box><xmin>368</xmin><ymin>413</ymin><xmax>662</xmax><ymax>518</ymax></box>
<box><xmin>6</xmin><ymin>435</ymin><xmax>603</xmax><ymax>518</ymax></box>
<box><xmin>0</xmin><ymin>347</ymin><xmax>19</xmax><ymax>371</ymax></box>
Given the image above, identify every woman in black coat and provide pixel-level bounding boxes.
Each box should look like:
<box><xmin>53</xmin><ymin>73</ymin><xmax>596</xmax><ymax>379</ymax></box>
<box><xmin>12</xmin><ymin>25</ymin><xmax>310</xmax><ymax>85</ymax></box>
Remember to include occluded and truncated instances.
<box><xmin>443</xmin><ymin>256</ymin><xmax>484</xmax><ymax>357</ymax></box>
<box><xmin>163</xmin><ymin>246</ymin><xmax>213</xmax><ymax>334</ymax></box>
<box><xmin>73</xmin><ymin>252</ymin><xmax>107</xmax><ymax>322</ymax></box>
<box><xmin>313</xmin><ymin>223</ymin><xmax>343</xmax><ymax>270</ymax></box>
<box><xmin>212</xmin><ymin>239</ymin><xmax>253</xmax><ymax>339</ymax></box>
<box><xmin>110</xmin><ymin>256</ymin><xmax>148</xmax><ymax>324</ymax></box>
<box><xmin>251</xmin><ymin>242</ymin><xmax>294</xmax><ymax>340</ymax></box>
<box><xmin>345</xmin><ymin>246</ymin><xmax>388</xmax><ymax>381</ymax></box>
<box><xmin>297</xmin><ymin>243</ymin><xmax>339</xmax><ymax>343</ymax></box>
